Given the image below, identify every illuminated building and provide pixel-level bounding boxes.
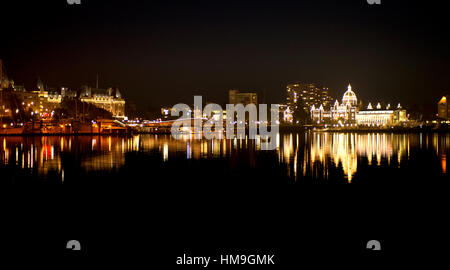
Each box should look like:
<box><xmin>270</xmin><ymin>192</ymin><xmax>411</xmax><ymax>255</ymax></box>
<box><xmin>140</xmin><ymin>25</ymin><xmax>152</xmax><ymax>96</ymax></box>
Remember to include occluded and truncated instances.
<box><xmin>229</xmin><ymin>90</ymin><xmax>258</xmax><ymax>106</ymax></box>
<box><xmin>286</xmin><ymin>83</ymin><xmax>333</xmax><ymax>119</ymax></box>
<box><xmin>438</xmin><ymin>95</ymin><xmax>449</xmax><ymax>120</ymax></box>
<box><xmin>14</xmin><ymin>79</ymin><xmax>64</xmax><ymax>115</ymax></box>
<box><xmin>311</xmin><ymin>84</ymin><xmax>357</xmax><ymax>124</ymax></box>
<box><xmin>356</xmin><ymin>103</ymin><xmax>407</xmax><ymax>126</ymax></box>
<box><xmin>14</xmin><ymin>82</ymin><xmax>126</xmax><ymax>119</ymax></box>
<box><xmin>80</xmin><ymin>85</ymin><xmax>126</xmax><ymax>119</ymax></box>
<box><xmin>1</xmin><ymin>61</ymin><xmax>127</xmax><ymax>120</ymax></box>
<box><xmin>279</xmin><ymin>104</ymin><xmax>292</xmax><ymax>123</ymax></box>
<box><xmin>311</xmin><ymin>84</ymin><xmax>408</xmax><ymax>126</ymax></box>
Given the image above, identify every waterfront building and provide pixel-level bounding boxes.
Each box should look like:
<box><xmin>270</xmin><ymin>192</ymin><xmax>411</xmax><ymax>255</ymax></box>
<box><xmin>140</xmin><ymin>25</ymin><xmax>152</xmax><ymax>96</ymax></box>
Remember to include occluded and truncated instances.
<box><xmin>310</xmin><ymin>84</ymin><xmax>358</xmax><ymax>124</ymax></box>
<box><xmin>1</xmin><ymin>60</ymin><xmax>127</xmax><ymax>121</ymax></box>
<box><xmin>286</xmin><ymin>82</ymin><xmax>333</xmax><ymax>114</ymax></box>
<box><xmin>80</xmin><ymin>85</ymin><xmax>126</xmax><ymax>119</ymax></box>
<box><xmin>13</xmin><ymin>81</ymin><xmax>126</xmax><ymax>119</ymax></box>
<box><xmin>438</xmin><ymin>95</ymin><xmax>449</xmax><ymax>120</ymax></box>
<box><xmin>356</xmin><ymin>103</ymin><xmax>407</xmax><ymax>126</ymax></box>
<box><xmin>229</xmin><ymin>90</ymin><xmax>258</xmax><ymax>106</ymax></box>
<box><xmin>311</xmin><ymin>84</ymin><xmax>407</xmax><ymax>126</ymax></box>
<box><xmin>14</xmin><ymin>79</ymin><xmax>65</xmax><ymax>116</ymax></box>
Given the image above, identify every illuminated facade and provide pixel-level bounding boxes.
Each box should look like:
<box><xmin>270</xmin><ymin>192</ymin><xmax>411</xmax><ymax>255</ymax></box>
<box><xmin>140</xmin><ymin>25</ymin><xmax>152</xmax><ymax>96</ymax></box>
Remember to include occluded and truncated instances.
<box><xmin>80</xmin><ymin>86</ymin><xmax>126</xmax><ymax>119</ymax></box>
<box><xmin>356</xmin><ymin>103</ymin><xmax>407</xmax><ymax>126</ymax></box>
<box><xmin>14</xmin><ymin>80</ymin><xmax>71</xmax><ymax>117</ymax></box>
<box><xmin>311</xmin><ymin>84</ymin><xmax>358</xmax><ymax>124</ymax></box>
<box><xmin>311</xmin><ymin>84</ymin><xmax>407</xmax><ymax>126</ymax></box>
<box><xmin>1</xmin><ymin>60</ymin><xmax>127</xmax><ymax>120</ymax></box>
<box><xmin>286</xmin><ymin>82</ymin><xmax>333</xmax><ymax>118</ymax></box>
<box><xmin>438</xmin><ymin>95</ymin><xmax>449</xmax><ymax>120</ymax></box>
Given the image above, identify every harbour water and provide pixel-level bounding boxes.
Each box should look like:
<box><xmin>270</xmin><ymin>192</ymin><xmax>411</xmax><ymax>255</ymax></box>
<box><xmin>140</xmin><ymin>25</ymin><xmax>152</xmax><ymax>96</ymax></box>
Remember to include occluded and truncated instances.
<box><xmin>2</xmin><ymin>132</ymin><xmax>448</xmax><ymax>259</ymax></box>
<box><xmin>1</xmin><ymin>132</ymin><xmax>448</xmax><ymax>185</ymax></box>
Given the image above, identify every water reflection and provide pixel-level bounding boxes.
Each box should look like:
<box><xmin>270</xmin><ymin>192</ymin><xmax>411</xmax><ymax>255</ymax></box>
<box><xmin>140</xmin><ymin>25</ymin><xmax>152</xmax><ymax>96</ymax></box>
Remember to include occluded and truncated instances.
<box><xmin>0</xmin><ymin>132</ymin><xmax>449</xmax><ymax>182</ymax></box>
<box><xmin>279</xmin><ymin>133</ymin><xmax>409</xmax><ymax>182</ymax></box>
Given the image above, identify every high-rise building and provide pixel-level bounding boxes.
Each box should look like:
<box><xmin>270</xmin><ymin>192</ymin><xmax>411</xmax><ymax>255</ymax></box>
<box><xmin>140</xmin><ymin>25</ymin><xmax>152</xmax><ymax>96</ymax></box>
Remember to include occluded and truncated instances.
<box><xmin>229</xmin><ymin>90</ymin><xmax>258</xmax><ymax>106</ymax></box>
<box><xmin>286</xmin><ymin>83</ymin><xmax>333</xmax><ymax>114</ymax></box>
<box><xmin>438</xmin><ymin>95</ymin><xmax>449</xmax><ymax>120</ymax></box>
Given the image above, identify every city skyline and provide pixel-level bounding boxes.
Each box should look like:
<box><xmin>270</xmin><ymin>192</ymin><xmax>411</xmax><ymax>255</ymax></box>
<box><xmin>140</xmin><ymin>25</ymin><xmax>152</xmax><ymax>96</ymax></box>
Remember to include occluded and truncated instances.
<box><xmin>1</xmin><ymin>0</ymin><xmax>449</xmax><ymax>260</ymax></box>
<box><xmin>0</xmin><ymin>57</ymin><xmax>445</xmax><ymax>119</ymax></box>
<box><xmin>1</xmin><ymin>0</ymin><xmax>450</xmax><ymax>112</ymax></box>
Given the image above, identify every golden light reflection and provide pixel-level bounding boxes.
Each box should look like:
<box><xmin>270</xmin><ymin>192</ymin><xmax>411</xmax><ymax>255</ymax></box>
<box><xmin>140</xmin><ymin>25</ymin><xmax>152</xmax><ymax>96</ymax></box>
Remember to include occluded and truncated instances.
<box><xmin>278</xmin><ymin>132</ymin><xmax>421</xmax><ymax>182</ymax></box>
<box><xmin>0</xmin><ymin>133</ymin><xmax>448</xmax><ymax>180</ymax></box>
<box><xmin>163</xmin><ymin>142</ymin><xmax>169</xmax><ymax>162</ymax></box>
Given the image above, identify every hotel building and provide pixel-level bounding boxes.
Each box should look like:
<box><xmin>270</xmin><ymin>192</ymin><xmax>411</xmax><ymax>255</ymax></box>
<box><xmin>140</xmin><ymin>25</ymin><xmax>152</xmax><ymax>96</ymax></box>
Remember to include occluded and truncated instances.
<box><xmin>1</xmin><ymin>60</ymin><xmax>126</xmax><ymax>120</ymax></box>
<box><xmin>80</xmin><ymin>86</ymin><xmax>126</xmax><ymax>119</ymax></box>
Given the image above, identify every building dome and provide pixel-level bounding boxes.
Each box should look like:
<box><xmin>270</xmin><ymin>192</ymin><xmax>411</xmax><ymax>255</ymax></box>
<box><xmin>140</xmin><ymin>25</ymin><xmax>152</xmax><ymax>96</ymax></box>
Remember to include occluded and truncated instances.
<box><xmin>342</xmin><ymin>84</ymin><xmax>357</xmax><ymax>106</ymax></box>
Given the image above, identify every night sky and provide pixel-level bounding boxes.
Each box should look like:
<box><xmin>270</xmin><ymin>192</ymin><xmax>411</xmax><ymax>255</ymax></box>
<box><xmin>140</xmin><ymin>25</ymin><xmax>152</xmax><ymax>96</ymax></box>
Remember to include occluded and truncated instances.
<box><xmin>1</xmin><ymin>0</ymin><xmax>450</xmax><ymax>111</ymax></box>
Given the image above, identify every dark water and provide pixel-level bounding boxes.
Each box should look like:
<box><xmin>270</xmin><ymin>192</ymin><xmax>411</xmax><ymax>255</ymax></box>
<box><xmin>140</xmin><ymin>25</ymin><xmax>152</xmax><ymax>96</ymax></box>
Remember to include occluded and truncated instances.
<box><xmin>1</xmin><ymin>132</ymin><xmax>448</xmax><ymax>185</ymax></box>
<box><xmin>1</xmin><ymin>132</ymin><xmax>449</xmax><ymax>260</ymax></box>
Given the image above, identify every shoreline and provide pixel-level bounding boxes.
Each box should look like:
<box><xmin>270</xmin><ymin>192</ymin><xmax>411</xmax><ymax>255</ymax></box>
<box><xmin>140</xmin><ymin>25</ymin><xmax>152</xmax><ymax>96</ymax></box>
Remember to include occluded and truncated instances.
<box><xmin>280</xmin><ymin>125</ymin><xmax>450</xmax><ymax>134</ymax></box>
<box><xmin>1</xmin><ymin>127</ymin><xmax>450</xmax><ymax>137</ymax></box>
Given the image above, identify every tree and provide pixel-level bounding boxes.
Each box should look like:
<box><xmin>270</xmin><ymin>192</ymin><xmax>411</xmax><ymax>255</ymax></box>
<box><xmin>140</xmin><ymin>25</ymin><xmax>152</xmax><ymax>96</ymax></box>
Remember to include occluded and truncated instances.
<box><xmin>293</xmin><ymin>98</ymin><xmax>310</xmax><ymax>125</ymax></box>
<box><xmin>55</xmin><ymin>98</ymin><xmax>113</xmax><ymax>121</ymax></box>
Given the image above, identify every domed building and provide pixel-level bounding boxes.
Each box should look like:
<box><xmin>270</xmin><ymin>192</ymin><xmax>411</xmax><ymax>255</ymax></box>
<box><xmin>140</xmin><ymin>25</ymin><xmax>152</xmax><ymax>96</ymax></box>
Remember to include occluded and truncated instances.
<box><xmin>311</xmin><ymin>83</ymin><xmax>408</xmax><ymax>127</ymax></box>
<box><xmin>311</xmin><ymin>84</ymin><xmax>358</xmax><ymax>124</ymax></box>
<box><xmin>342</xmin><ymin>84</ymin><xmax>358</xmax><ymax>107</ymax></box>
